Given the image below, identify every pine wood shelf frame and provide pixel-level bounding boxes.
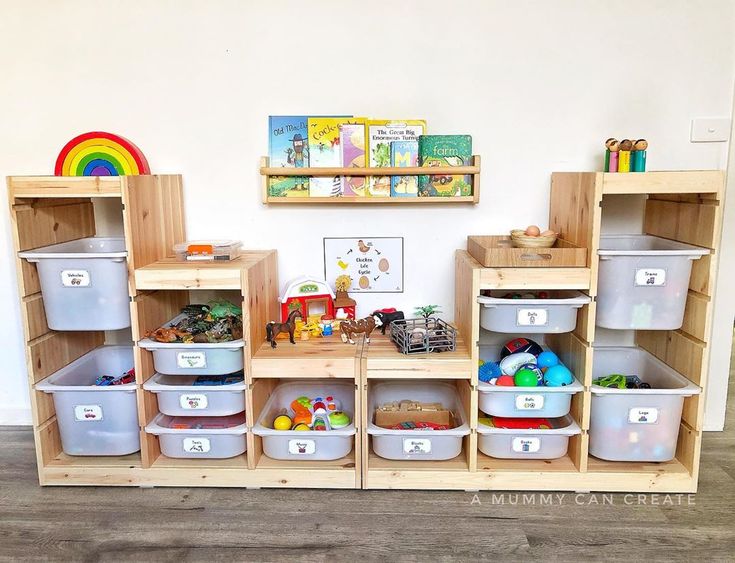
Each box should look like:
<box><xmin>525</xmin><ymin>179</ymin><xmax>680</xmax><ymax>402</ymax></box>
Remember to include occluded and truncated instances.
<box><xmin>260</xmin><ymin>155</ymin><xmax>481</xmax><ymax>204</ymax></box>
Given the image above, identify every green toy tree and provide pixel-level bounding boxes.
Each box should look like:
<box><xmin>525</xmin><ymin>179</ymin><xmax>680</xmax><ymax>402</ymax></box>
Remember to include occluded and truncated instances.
<box><xmin>415</xmin><ymin>305</ymin><xmax>441</xmax><ymax>320</ymax></box>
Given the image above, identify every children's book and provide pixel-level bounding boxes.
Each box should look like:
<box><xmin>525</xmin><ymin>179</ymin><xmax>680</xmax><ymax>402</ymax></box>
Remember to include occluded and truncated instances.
<box><xmin>418</xmin><ymin>135</ymin><xmax>473</xmax><ymax>197</ymax></box>
<box><xmin>367</xmin><ymin>120</ymin><xmax>426</xmax><ymax>197</ymax></box>
<box><xmin>308</xmin><ymin>117</ymin><xmax>361</xmax><ymax>197</ymax></box>
<box><xmin>340</xmin><ymin>123</ymin><xmax>367</xmax><ymax>196</ymax></box>
<box><xmin>390</xmin><ymin>141</ymin><xmax>418</xmax><ymax>197</ymax></box>
<box><xmin>268</xmin><ymin>116</ymin><xmax>310</xmax><ymax>198</ymax></box>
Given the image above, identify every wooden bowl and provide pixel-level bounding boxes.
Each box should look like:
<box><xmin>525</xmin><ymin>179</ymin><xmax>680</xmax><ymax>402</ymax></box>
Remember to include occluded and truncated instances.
<box><xmin>510</xmin><ymin>229</ymin><xmax>558</xmax><ymax>248</ymax></box>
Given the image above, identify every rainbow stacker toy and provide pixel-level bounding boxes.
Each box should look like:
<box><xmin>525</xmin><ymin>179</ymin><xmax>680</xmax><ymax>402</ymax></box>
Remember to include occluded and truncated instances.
<box><xmin>54</xmin><ymin>131</ymin><xmax>150</xmax><ymax>176</ymax></box>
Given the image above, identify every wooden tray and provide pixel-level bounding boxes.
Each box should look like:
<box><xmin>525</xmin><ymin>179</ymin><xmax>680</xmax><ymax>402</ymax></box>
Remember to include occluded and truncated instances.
<box><xmin>467</xmin><ymin>235</ymin><xmax>587</xmax><ymax>268</ymax></box>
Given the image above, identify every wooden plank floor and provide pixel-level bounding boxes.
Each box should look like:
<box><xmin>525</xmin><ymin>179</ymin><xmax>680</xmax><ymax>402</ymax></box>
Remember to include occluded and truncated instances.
<box><xmin>1</xmin><ymin>351</ymin><xmax>733</xmax><ymax>561</ymax></box>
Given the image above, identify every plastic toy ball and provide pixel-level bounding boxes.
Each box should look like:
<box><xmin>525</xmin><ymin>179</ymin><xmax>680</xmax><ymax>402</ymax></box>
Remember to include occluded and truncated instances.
<box><xmin>514</xmin><ymin>368</ymin><xmax>539</xmax><ymax>387</ymax></box>
<box><xmin>500</xmin><ymin>337</ymin><xmax>543</xmax><ymax>359</ymax></box>
<box><xmin>478</xmin><ymin>361</ymin><xmax>502</xmax><ymax>383</ymax></box>
<box><xmin>543</xmin><ymin>364</ymin><xmax>573</xmax><ymax>387</ymax></box>
<box><xmin>499</xmin><ymin>352</ymin><xmax>536</xmax><ymax>375</ymax></box>
<box><xmin>496</xmin><ymin>375</ymin><xmax>515</xmax><ymax>386</ymax></box>
<box><xmin>537</xmin><ymin>351</ymin><xmax>560</xmax><ymax>369</ymax></box>
<box><xmin>293</xmin><ymin>423</ymin><xmax>310</xmax><ymax>431</ymax></box>
<box><xmin>516</xmin><ymin>362</ymin><xmax>544</xmax><ymax>384</ymax></box>
<box><xmin>273</xmin><ymin>415</ymin><xmax>293</xmax><ymax>430</ymax></box>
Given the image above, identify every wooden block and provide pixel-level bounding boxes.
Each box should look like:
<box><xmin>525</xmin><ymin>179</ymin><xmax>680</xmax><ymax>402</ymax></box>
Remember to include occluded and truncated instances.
<box><xmin>467</xmin><ymin>236</ymin><xmax>587</xmax><ymax>268</ymax></box>
<box><xmin>28</xmin><ymin>331</ymin><xmax>104</xmax><ymax>383</ymax></box>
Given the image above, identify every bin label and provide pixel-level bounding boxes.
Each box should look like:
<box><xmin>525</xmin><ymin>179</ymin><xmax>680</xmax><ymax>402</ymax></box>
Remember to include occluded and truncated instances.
<box><xmin>180</xmin><ymin>393</ymin><xmax>208</xmax><ymax>410</ymax></box>
<box><xmin>635</xmin><ymin>268</ymin><xmax>666</xmax><ymax>287</ymax></box>
<box><xmin>61</xmin><ymin>270</ymin><xmax>91</xmax><ymax>287</ymax></box>
<box><xmin>628</xmin><ymin>407</ymin><xmax>658</xmax><ymax>424</ymax></box>
<box><xmin>183</xmin><ymin>437</ymin><xmax>210</xmax><ymax>453</ymax></box>
<box><xmin>517</xmin><ymin>308</ymin><xmax>548</xmax><ymax>327</ymax></box>
<box><xmin>403</xmin><ymin>438</ymin><xmax>432</xmax><ymax>454</ymax></box>
<box><xmin>74</xmin><ymin>404</ymin><xmax>103</xmax><ymax>421</ymax></box>
<box><xmin>177</xmin><ymin>352</ymin><xmax>207</xmax><ymax>369</ymax></box>
<box><xmin>288</xmin><ymin>439</ymin><xmax>315</xmax><ymax>455</ymax></box>
<box><xmin>515</xmin><ymin>394</ymin><xmax>544</xmax><ymax>410</ymax></box>
<box><xmin>512</xmin><ymin>437</ymin><xmax>541</xmax><ymax>453</ymax></box>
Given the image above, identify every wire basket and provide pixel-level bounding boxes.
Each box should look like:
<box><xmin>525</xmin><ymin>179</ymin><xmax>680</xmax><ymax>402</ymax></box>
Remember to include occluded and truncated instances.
<box><xmin>389</xmin><ymin>317</ymin><xmax>457</xmax><ymax>354</ymax></box>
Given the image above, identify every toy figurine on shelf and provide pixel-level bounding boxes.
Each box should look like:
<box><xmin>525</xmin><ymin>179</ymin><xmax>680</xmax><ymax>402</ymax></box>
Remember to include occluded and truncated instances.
<box><xmin>265</xmin><ymin>309</ymin><xmax>302</xmax><ymax>348</ymax></box>
<box><xmin>334</xmin><ymin>274</ymin><xmax>356</xmax><ymax>320</ymax></box>
<box><xmin>604</xmin><ymin>137</ymin><xmax>647</xmax><ymax>172</ymax></box>
<box><xmin>604</xmin><ymin>138</ymin><xmax>619</xmax><ymax>172</ymax></box>
<box><xmin>339</xmin><ymin>314</ymin><xmax>383</xmax><ymax>344</ymax></box>
<box><xmin>618</xmin><ymin>139</ymin><xmax>633</xmax><ymax>172</ymax></box>
<box><xmin>372</xmin><ymin>308</ymin><xmax>405</xmax><ymax>334</ymax></box>
<box><xmin>632</xmin><ymin>139</ymin><xmax>648</xmax><ymax>172</ymax></box>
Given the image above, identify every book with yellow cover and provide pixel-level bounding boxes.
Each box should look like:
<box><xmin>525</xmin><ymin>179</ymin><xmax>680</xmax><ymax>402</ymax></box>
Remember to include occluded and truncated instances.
<box><xmin>308</xmin><ymin>116</ymin><xmax>363</xmax><ymax>197</ymax></box>
<box><xmin>367</xmin><ymin>120</ymin><xmax>426</xmax><ymax>197</ymax></box>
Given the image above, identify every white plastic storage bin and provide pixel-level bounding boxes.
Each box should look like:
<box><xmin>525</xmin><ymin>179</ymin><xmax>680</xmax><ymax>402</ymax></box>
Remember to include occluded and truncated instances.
<box><xmin>35</xmin><ymin>346</ymin><xmax>140</xmax><ymax>456</ymax></box>
<box><xmin>143</xmin><ymin>373</ymin><xmax>246</xmax><ymax>416</ymax></box>
<box><xmin>252</xmin><ymin>381</ymin><xmax>355</xmax><ymax>461</ymax></box>
<box><xmin>478</xmin><ymin>415</ymin><xmax>581</xmax><ymax>459</ymax></box>
<box><xmin>478</xmin><ymin>291</ymin><xmax>590</xmax><ymax>333</ymax></box>
<box><xmin>138</xmin><ymin>314</ymin><xmax>244</xmax><ymax>375</ymax></box>
<box><xmin>367</xmin><ymin>381</ymin><xmax>470</xmax><ymax>461</ymax></box>
<box><xmin>145</xmin><ymin>412</ymin><xmax>247</xmax><ymax>459</ymax></box>
<box><xmin>18</xmin><ymin>237</ymin><xmax>130</xmax><ymax>331</ymax></box>
<box><xmin>589</xmin><ymin>346</ymin><xmax>701</xmax><ymax>462</ymax></box>
<box><xmin>596</xmin><ymin>235</ymin><xmax>709</xmax><ymax>330</ymax></box>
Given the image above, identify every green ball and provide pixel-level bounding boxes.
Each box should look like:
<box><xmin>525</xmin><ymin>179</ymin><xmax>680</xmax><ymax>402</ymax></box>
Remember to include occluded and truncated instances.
<box><xmin>514</xmin><ymin>368</ymin><xmax>539</xmax><ymax>387</ymax></box>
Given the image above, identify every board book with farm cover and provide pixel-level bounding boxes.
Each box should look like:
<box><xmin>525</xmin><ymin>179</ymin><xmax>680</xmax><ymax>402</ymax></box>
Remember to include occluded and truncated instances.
<box><xmin>268</xmin><ymin>115</ymin><xmax>310</xmax><ymax>198</ymax></box>
<box><xmin>340</xmin><ymin>122</ymin><xmax>367</xmax><ymax>196</ymax></box>
<box><xmin>390</xmin><ymin>140</ymin><xmax>418</xmax><ymax>197</ymax></box>
<box><xmin>367</xmin><ymin>120</ymin><xmax>425</xmax><ymax>197</ymax></box>
<box><xmin>418</xmin><ymin>135</ymin><xmax>472</xmax><ymax>197</ymax></box>
<box><xmin>308</xmin><ymin>117</ymin><xmax>363</xmax><ymax>197</ymax></box>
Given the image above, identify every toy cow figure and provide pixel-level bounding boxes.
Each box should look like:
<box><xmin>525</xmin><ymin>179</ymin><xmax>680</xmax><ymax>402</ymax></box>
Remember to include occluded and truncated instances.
<box><xmin>340</xmin><ymin>315</ymin><xmax>383</xmax><ymax>344</ymax></box>
<box><xmin>372</xmin><ymin>308</ymin><xmax>405</xmax><ymax>335</ymax></box>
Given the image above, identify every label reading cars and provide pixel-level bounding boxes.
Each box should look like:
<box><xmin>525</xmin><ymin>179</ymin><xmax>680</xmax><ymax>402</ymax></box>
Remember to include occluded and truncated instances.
<box><xmin>177</xmin><ymin>352</ymin><xmax>207</xmax><ymax>369</ymax></box>
<box><xmin>634</xmin><ymin>268</ymin><xmax>666</xmax><ymax>287</ymax></box>
<box><xmin>74</xmin><ymin>405</ymin><xmax>103</xmax><ymax>421</ymax></box>
<box><xmin>403</xmin><ymin>438</ymin><xmax>432</xmax><ymax>454</ymax></box>
<box><xmin>628</xmin><ymin>407</ymin><xmax>658</xmax><ymax>424</ymax></box>
<box><xmin>515</xmin><ymin>394</ymin><xmax>544</xmax><ymax>410</ymax></box>
<box><xmin>183</xmin><ymin>437</ymin><xmax>211</xmax><ymax>453</ymax></box>
<box><xmin>517</xmin><ymin>308</ymin><xmax>548</xmax><ymax>327</ymax></box>
<box><xmin>180</xmin><ymin>393</ymin><xmax>208</xmax><ymax>410</ymax></box>
<box><xmin>289</xmin><ymin>439</ymin><xmax>316</xmax><ymax>455</ymax></box>
<box><xmin>61</xmin><ymin>270</ymin><xmax>91</xmax><ymax>287</ymax></box>
<box><xmin>512</xmin><ymin>437</ymin><xmax>541</xmax><ymax>453</ymax></box>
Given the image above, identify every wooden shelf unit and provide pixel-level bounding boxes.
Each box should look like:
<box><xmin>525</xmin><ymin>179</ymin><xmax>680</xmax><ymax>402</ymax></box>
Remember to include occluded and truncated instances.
<box><xmin>260</xmin><ymin>155</ymin><xmax>481</xmax><ymax>204</ymax></box>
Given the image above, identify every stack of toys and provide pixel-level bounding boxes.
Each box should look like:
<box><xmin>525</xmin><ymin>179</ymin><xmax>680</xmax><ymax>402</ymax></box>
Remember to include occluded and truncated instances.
<box><xmin>271</xmin><ymin>394</ymin><xmax>351</xmax><ymax>431</ymax></box>
<box><xmin>603</xmin><ymin>138</ymin><xmax>648</xmax><ymax>173</ymax></box>
<box><xmin>375</xmin><ymin>400</ymin><xmax>455</xmax><ymax>430</ymax></box>
<box><xmin>95</xmin><ymin>368</ymin><xmax>135</xmax><ymax>386</ymax></box>
<box><xmin>268</xmin><ymin>115</ymin><xmax>472</xmax><ymax>198</ymax></box>
<box><xmin>478</xmin><ymin>338</ymin><xmax>574</xmax><ymax>387</ymax></box>
<box><xmin>145</xmin><ymin>301</ymin><xmax>243</xmax><ymax>343</ymax></box>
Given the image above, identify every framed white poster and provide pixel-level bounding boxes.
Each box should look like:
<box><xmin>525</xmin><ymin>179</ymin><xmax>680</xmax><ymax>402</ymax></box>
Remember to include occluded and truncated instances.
<box><xmin>323</xmin><ymin>237</ymin><xmax>404</xmax><ymax>293</ymax></box>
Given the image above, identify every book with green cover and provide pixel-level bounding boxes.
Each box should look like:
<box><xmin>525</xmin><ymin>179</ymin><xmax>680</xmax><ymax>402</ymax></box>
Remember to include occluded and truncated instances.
<box><xmin>418</xmin><ymin>135</ymin><xmax>473</xmax><ymax>197</ymax></box>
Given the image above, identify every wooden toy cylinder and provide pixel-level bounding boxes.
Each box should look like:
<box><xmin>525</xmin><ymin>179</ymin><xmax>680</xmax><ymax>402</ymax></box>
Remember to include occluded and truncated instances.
<box><xmin>632</xmin><ymin>150</ymin><xmax>647</xmax><ymax>172</ymax></box>
<box><xmin>618</xmin><ymin>151</ymin><xmax>631</xmax><ymax>173</ymax></box>
<box><xmin>604</xmin><ymin>149</ymin><xmax>610</xmax><ymax>172</ymax></box>
<box><xmin>608</xmin><ymin>151</ymin><xmax>619</xmax><ymax>173</ymax></box>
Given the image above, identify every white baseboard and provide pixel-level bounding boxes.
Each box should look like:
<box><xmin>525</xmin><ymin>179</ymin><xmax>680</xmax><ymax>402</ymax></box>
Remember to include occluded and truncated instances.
<box><xmin>0</xmin><ymin>407</ymin><xmax>33</xmax><ymax>426</ymax></box>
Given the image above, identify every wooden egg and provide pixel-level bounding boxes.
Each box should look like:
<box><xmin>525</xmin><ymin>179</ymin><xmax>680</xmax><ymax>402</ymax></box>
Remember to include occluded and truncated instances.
<box><xmin>525</xmin><ymin>225</ymin><xmax>541</xmax><ymax>237</ymax></box>
<box><xmin>540</xmin><ymin>229</ymin><xmax>555</xmax><ymax>237</ymax></box>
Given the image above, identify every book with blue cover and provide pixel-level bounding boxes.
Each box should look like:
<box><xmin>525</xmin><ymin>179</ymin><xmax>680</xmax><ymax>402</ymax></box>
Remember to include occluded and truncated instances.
<box><xmin>390</xmin><ymin>140</ymin><xmax>418</xmax><ymax>197</ymax></box>
<box><xmin>268</xmin><ymin>115</ymin><xmax>310</xmax><ymax>197</ymax></box>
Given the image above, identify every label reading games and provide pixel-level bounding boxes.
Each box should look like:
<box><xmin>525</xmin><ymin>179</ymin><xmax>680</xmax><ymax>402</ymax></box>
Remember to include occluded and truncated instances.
<box><xmin>288</xmin><ymin>439</ymin><xmax>316</xmax><ymax>455</ymax></box>
<box><xmin>177</xmin><ymin>352</ymin><xmax>207</xmax><ymax>369</ymax></box>
<box><xmin>517</xmin><ymin>308</ymin><xmax>548</xmax><ymax>327</ymax></box>
<box><xmin>180</xmin><ymin>393</ymin><xmax>208</xmax><ymax>410</ymax></box>
<box><xmin>74</xmin><ymin>405</ymin><xmax>103</xmax><ymax>421</ymax></box>
<box><xmin>635</xmin><ymin>268</ymin><xmax>666</xmax><ymax>287</ymax></box>
<box><xmin>403</xmin><ymin>438</ymin><xmax>432</xmax><ymax>454</ymax></box>
<box><xmin>628</xmin><ymin>407</ymin><xmax>659</xmax><ymax>424</ymax></box>
<box><xmin>61</xmin><ymin>270</ymin><xmax>91</xmax><ymax>287</ymax></box>
<box><xmin>512</xmin><ymin>437</ymin><xmax>541</xmax><ymax>453</ymax></box>
<box><xmin>515</xmin><ymin>394</ymin><xmax>544</xmax><ymax>410</ymax></box>
<box><xmin>183</xmin><ymin>437</ymin><xmax>211</xmax><ymax>453</ymax></box>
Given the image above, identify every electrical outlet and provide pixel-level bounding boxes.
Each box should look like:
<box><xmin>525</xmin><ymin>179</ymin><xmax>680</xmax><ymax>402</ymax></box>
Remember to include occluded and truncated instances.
<box><xmin>690</xmin><ymin>118</ymin><xmax>731</xmax><ymax>142</ymax></box>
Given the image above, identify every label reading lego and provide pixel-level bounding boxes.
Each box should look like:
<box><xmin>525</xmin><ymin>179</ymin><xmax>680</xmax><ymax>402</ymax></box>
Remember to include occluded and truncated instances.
<box><xmin>74</xmin><ymin>405</ymin><xmax>103</xmax><ymax>421</ymax></box>
<box><xmin>183</xmin><ymin>437</ymin><xmax>210</xmax><ymax>453</ymax></box>
<box><xmin>512</xmin><ymin>437</ymin><xmax>541</xmax><ymax>453</ymax></box>
<box><xmin>288</xmin><ymin>439</ymin><xmax>316</xmax><ymax>455</ymax></box>
<box><xmin>635</xmin><ymin>268</ymin><xmax>666</xmax><ymax>287</ymax></box>
<box><xmin>628</xmin><ymin>407</ymin><xmax>658</xmax><ymax>424</ymax></box>
<box><xmin>61</xmin><ymin>270</ymin><xmax>91</xmax><ymax>287</ymax></box>
<box><xmin>177</xmin><ymin>352</ymin><xmax>207</xmax><ymax>369</ymax></box>
<box><xmin>403</xmin><ymin>438</ymin><xmax>432</xmax><ymax>454</ymax></box>
<box><xmin>517</xmin><ymin>308</ymin><xmax>548</xmax><ymax>326</ymax></box>
<box><xmin>180</xmin><ymin>393</ymin><xmax>208</xmax><ymax>410</ymax></box>
<box><xmin>515</xmin><ymin>394</ymin><xmax>544</xmax><ymax>410</ymax></box>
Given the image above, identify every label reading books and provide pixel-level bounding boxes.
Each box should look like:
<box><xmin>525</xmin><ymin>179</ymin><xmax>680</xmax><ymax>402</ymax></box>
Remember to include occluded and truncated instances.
<box><xmin>288</xmin><ymin>439</ymin><xmax>316</xmax><ymax>455</ymax></box>
<box><xmin>61</xmin><ymin>270</ymin><xmax>91</xmax><ymax>287</ymax></box>
<box><xmin>517</xmin><ymin>308</ymin><xmax>548</xmax><ymax>327</ymax></box>
<box><xmin>515</xmin><ymin>394</ymin><xmax>544</xmax><ymax>410</ymax></box>
<box><xmin>177</xmin><ymin>352</ymin><xmax>207</xmax><ymax>369</ymax></box>
<box><xmin>183</xmin><ymin>437</ymin><xmax>211</xmax><ymax>453</ymax></box>
<box><xmin>512</xmin><ymin>437</ymin><xmax>541</xmax><ymax>453</ymax></box>
<box><xmin>74</xmin><ymin>405</ymin><xmax>103</xmax><ymax>421</ymax></box>
<box><xmin>635</xmin><ymin>268</ymin><xmax>666</xmax><ymax>287</ymax></box>
<box><xmin>403</xmin><ymin>438</ymin><xmax>432</xmax><ymax>454</ymax></box>
<box><xmin>180</xmin><ymin>393</ymin><xmax>208</xmax><ymax>410</ymax></box>
<box><xmin>628</xmin><ymin>407</ymin><xmax>658</xmax><ymax>424</ymax></box>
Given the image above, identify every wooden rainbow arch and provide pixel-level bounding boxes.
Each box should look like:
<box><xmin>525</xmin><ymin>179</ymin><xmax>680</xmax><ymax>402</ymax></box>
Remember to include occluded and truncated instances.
<box><xmin>54</xmin><ymin>131</ymin><xmax>151</xmax><ymax>176</ymax></box>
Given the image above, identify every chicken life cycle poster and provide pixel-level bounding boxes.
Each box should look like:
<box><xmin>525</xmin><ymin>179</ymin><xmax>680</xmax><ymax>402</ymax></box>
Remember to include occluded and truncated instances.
<box><xmin>323</xmin><ymin>237</ymin><xmax>404</xmax><ymax>293</ymax></box>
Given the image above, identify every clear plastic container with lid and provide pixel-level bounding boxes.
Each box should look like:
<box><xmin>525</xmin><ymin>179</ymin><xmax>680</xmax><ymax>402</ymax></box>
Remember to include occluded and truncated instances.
<box><xmin>173</xmin><ymin>240</ymin><xmax>242</xmax><ymax>262</ymax></box>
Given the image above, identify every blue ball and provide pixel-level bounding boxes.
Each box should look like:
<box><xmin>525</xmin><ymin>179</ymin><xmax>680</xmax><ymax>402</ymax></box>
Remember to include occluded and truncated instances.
<box><xmin>479</xmin><ymin>361</ymin><xmax>502</xmax><ymax>383</ymax></box>
<box><xmin>543</xmin><ymin>364</ymin><xmax>573</xmax><ymax>386</ymax></box>
<box><xmin>537</xmin><ymin>351</ymin><xmax>560</xmax><ymax>369</ymax></box>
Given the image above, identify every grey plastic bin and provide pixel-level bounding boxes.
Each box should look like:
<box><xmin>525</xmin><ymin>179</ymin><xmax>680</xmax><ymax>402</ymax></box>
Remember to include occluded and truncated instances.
<box><xmin>19</xmin><ymin>237</ymin><xmax>130</xmax><ymax>331</ymax></box>
<box><xmin>596</xmin><ymin>235</ymin><xmax>708</xmax><ymax>330</ymax></box>
<box><xmin>589</xmin><ymin>346</ymin><xmax>701</xmax><ymax>462</ymax></box>
<box><xmin>478</xmin><ymin>291</ymin><xmax>590</xmax><ymax>333</ymax></box>
<box><xmin>478</xmin><ymin>415</ymin><xmax>581</xmax><ymax>459</ymax></box>
<box><xmin>143</xmin><ymin>373</ymin><xmax>246</xmax><ymax>416</ymax></box>
<box><xmin>35</xmin><ymin>346</ymin><xmax>140</xmax><ymax>456</ymax></box>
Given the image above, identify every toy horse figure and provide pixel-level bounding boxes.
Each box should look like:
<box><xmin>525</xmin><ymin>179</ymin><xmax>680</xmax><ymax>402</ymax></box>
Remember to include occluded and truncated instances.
<box><xmin>266</xmin><ymin>309</ymin><xmax>302</xmax><ymax>348</ymax></box>
<box><xmin>340</xmin><ymin>315</ymin><xmax>383</xmax><ymax>344</ymax></box>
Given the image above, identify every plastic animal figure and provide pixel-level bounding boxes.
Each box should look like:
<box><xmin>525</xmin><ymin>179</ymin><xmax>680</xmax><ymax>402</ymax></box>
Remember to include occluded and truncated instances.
<box><xmin>266</xmin><ymin>309</ymin><xmax>302</xmax><ymax>348</ymax></box>
<box><xmin>372</xmin><ymin>308</ymin><xmax>405</xmax><ymax>335</ymax></box>
<box><xmin>339</xmin><ymin>315</ymin><xmax>383</xmax><ymax>344</ymax></box>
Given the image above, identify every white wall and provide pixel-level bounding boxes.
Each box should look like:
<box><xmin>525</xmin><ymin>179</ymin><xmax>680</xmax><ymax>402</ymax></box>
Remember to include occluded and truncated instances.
<box><xmin>1</xmin><ymin>0</ymin><xmax>733</xmax><ymax>427</ymax></box>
